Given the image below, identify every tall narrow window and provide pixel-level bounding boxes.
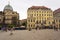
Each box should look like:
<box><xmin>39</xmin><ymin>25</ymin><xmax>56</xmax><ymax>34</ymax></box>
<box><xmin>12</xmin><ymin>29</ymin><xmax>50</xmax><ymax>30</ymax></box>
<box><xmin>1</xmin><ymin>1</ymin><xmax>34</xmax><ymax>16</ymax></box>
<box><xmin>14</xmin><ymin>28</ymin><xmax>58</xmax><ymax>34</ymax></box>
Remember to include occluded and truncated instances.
<box><xmin>39</xmin><ymin>14</ymin><xmax>41</xmax><ymax>16</ymax></box>
<box><xmin>31</xmin><ymin>19</ymin><xmax>32</xmax><ymax>22</ymax></box>
<box><xmin>0</xmin><ymin>19</ymin><xmax>1</xmax><ymax>21</ymax></box>
<box><xmin>42</xmin><ymin>14</ymin><xmax>43</xmax><ymax>16</ymax></box>
<box><xmin>37</xmin><ymin>14</ymin><xmax>38</xmax><ymax>16</ymax></box>
<box><xmin>59</xmin><ymin>20</ymin><xmax>60</xmax><ymax>22</ymax></box>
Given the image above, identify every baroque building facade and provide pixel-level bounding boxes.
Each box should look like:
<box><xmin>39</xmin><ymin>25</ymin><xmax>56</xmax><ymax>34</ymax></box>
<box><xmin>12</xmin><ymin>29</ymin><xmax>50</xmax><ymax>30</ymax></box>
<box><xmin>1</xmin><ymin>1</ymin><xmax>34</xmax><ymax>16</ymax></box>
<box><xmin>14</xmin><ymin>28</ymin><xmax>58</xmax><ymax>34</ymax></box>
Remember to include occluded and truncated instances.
<box><xmin>53</xmin><ymin>8</ymin><xmax>60</xmax><ymax>29</ymax></box>
<box><xmin>0</xmin><ymin>4</ymin><xmax>19</xmax><ymax>27</ymax></box>
<box><xmin>27</xmin><ymin>6</ymin><xmax>53</xmax><ymax>29</ymax></box>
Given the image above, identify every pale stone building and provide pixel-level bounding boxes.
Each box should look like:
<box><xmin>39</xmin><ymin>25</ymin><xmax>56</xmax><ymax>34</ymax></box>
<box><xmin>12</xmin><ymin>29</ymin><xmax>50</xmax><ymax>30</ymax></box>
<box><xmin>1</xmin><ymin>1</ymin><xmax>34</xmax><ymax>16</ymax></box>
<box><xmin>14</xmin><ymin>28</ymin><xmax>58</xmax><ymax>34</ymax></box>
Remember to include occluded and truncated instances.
<box><xmin>27</xmin><ymin>6</ymin><xmax>53</xmax><ymax>29</ymax></box>
<box><xmin>0</xmin><ymin>4</ymin><xmax>19</xmax><ymax>27</ymax></box>
<box><xmin>0</xmin><ymin>11</ymin><xmax>4</xmax><ymax>25</ymax></box>
<box><xmin>53</xmin><ymin>8</ymin><xmax>60</xmax><ymax>29</ymax></box>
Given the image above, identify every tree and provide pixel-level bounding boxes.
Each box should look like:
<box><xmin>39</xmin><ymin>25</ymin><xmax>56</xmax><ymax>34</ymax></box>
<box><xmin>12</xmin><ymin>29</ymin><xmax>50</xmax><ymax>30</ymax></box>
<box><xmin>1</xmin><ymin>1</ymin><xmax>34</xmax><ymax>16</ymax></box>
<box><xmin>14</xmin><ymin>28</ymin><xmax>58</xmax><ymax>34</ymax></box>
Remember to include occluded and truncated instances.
<box><xmin>22</xmin><ymin>21</ymin><xmax>27</xmax><ymax>27</ymax></box>
<box><xmin>8</xmin><ymin>24</ymin><xmax>15</xmax><ymax>28</ymax></box>
<box><xmin>0</xmin><ymin>24</ymin><xmax>2</xmax><ymax>28</ymax></box>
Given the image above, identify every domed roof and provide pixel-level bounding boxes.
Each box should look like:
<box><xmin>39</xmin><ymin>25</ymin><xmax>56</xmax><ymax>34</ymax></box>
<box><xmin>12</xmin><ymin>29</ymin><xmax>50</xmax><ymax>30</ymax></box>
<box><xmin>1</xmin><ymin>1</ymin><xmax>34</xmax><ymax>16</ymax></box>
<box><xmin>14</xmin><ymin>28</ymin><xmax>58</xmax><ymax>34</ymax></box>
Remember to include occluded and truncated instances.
<box><xmin>4</xmin><ymin>4</ymin><xmax>13</xmax><ymax>11</ymax></box>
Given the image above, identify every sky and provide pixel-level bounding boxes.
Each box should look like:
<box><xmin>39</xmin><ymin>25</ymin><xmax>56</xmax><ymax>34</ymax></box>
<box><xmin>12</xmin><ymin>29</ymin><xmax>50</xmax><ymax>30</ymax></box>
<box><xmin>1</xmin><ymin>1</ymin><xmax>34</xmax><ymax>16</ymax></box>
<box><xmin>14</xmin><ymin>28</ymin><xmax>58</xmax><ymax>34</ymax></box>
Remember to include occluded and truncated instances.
<box><xmin>0</xmin><ymin>0</ymin><xmax>60</xmax><ymax>20</ymax></box>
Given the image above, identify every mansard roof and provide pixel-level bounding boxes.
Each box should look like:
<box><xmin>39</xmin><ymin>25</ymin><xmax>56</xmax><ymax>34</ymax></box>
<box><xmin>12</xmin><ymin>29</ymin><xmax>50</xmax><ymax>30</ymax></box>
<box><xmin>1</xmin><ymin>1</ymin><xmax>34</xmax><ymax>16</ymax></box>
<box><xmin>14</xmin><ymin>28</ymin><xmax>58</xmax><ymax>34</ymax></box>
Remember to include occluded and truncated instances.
<box><xmin>28</xmin><ymin>6</ymin><xmax>51</xmax><ymax>10</ymax></box>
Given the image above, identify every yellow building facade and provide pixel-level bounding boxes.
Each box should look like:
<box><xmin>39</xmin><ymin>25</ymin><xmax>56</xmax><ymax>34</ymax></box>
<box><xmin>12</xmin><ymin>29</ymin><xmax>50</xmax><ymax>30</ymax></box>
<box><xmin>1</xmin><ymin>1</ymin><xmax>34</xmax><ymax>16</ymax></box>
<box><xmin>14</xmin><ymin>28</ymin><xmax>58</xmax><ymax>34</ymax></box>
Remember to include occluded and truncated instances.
<box><xmin>27</xmin><ymin>6</ymin><xmax>53</xmax><ymax>29</ymax></box>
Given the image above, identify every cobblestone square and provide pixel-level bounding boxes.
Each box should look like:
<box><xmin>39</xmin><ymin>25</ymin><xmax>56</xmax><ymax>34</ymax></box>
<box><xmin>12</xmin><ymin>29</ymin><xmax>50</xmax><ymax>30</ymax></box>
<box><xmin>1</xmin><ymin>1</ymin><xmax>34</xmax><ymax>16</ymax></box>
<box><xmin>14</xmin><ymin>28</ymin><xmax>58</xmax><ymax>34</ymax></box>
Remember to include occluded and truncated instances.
<box><xmin>0</xmin><ymin>29</ymin><xmax>60</xmax><ymax>40</ymax></box>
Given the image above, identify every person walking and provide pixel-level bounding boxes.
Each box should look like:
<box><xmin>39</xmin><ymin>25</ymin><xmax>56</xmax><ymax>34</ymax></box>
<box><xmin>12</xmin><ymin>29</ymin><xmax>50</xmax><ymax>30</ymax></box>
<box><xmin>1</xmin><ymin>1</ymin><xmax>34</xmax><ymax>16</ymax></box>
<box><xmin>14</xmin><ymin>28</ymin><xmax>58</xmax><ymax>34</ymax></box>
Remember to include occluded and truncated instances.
<box><xmin>10</xmin><ymin>27</ymin><xmax>13</xmax><ymax>35</ymax></box>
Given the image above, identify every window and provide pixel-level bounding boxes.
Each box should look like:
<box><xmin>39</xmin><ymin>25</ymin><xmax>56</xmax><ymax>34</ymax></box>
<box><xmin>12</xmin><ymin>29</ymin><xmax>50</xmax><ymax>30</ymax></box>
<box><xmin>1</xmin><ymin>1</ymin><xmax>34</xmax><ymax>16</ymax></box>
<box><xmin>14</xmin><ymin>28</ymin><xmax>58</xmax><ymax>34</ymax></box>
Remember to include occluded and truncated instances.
<box><xmin>37</xmin><ymin>11</ymin><xmax>38</xmax><ymax>13</ymax></box>
<box><xmin>31</xmin><ymin>25</ymin><xmax>32</xmax><ymax>27</ymax></box>
<box><xmin>39</xmin><ymin>14</ymin><xmax>41</xmax><ymax>16</ymax></box>
<box><xmin>28</xmin><ymin>20</ymin><xmax>30</xmax><ymax>22</ymax></box>
<box><xmin>42</xmin><ymin>11</ymin><xmax>43</xmax><ymax>13</ymax></box>
<box><xmin>44</xmin><ymin>11</ymin><xmax>46</xmax><ymax>13</ymax></box>
<box><xmin>33</xmin><ymin>20</ymin><xmax>35</xmax><ymax>22</ymax></box>
<box><xmin>37</xmin><ymin>14</ymin><xmax>38</xmax><ymax>16</ymax></box>
<box><xmin>34</xmin><ymin>14</ymin><xmax>36</xmax><ymax>16</ymax></box>
<box><xmin>59</xmin><ymin>20</ymin><xmax>60</xmax><ymax>22</ymax></box>
<box><xmin>31</xmin><ymin>14</ymin><xmax>33</xmax><ymax>17</ymax></box>
<box><xmin>39</xmin><ymin>21</ymin><xmax>41</xmax><ymax>23</ymax></box>
<box><xmin>47</xmin><ymin>12</ymin><xmax>48</xmax><ymax>13</ymax></box>
<box><xmin>12</xmin><ymin>13</ymin><xmax>14</xmax><ymax>14</ymax></box>
<box><xmin>33</xmin><ymin>25</ymin><xmax>35</xmax><ymax>27</ymax></box>
<box><xmin>52</xmin><ymin>21</ymin><xmax>55</xmax><ymax>24</ymax></box>
<box><xmin>31</xmin><ymin>19</ymin><xmax>32</xmax><ymax>22</ymax></box>
<box><xmin>0</xmin><ymin>19</ymin><xmax>1</xmax><ymax>21</ymax></box>
<box><xmin>28</xmin><ymin>25</ymin><xmax>30</xmax><ymax>27</ymax></box>
<box><xmin>49</xmin><ymin>21</ymin><xmax>50</xmax><ymax>24</ymax></box>
<box><xmin>42</xmin><ymin>14</ymin><xmax>43</xmax><ymax>16</ymax></box>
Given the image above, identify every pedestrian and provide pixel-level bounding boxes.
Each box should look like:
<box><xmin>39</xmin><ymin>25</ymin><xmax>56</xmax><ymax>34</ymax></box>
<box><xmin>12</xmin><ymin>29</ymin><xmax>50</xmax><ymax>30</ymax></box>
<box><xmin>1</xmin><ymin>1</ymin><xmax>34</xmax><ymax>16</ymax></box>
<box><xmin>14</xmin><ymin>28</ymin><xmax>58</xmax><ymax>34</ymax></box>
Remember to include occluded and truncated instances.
<box><xmin>10</xmin><ymin>28</ymin><xmax>13</xmax><ymax>35</ymax></box>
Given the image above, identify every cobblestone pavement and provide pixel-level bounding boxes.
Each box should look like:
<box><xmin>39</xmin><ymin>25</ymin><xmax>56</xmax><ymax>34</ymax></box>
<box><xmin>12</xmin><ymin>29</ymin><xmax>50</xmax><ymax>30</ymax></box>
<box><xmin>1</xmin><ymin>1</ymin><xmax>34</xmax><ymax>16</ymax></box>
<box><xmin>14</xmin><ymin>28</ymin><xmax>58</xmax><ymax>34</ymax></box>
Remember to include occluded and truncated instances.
<box><xmin>0</xmin><ymin>29</ymin><xmax>60</xmax><ymax>40</ymax></box>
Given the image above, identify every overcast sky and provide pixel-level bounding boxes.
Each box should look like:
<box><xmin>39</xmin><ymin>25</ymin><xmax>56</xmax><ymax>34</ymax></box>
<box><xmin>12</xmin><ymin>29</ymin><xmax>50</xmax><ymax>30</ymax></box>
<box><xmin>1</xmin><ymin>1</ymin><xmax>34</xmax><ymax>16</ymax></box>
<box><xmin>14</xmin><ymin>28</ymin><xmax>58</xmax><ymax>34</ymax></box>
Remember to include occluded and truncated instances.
<box><xmin>0</xmin><ymin>0</ymin><xmax>60</xmax><ymax>20</ymax></box>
